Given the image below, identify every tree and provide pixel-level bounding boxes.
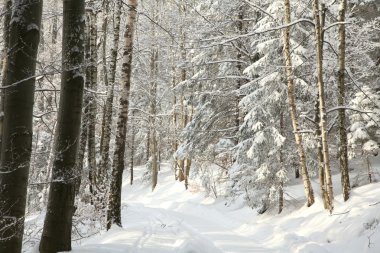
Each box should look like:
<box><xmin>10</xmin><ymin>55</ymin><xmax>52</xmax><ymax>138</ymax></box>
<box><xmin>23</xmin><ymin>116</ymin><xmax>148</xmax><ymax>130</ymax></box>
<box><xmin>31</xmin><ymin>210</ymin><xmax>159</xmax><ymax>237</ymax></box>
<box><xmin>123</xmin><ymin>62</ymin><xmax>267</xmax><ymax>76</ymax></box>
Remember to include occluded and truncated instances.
<box><xmin>312</xmin><ymin>0</ymin><xmax>334</xmax><ymax>213</ymax></box>
<box><xmin>39</xmin><ymin>0</ymin><xmax>86</xmax><ymax>251</ymax></box>
<box><xmin>86</xmin><ymin>4</ymin><xmax>99</xmax><ymax>203</ymax></box>
<box><xmin>337</xmin><ymin>0</ymin><xmax>350</xmax><ymax>202</ymax></box>
<box><xmin>0</xmin><ymin>0</ymin><xmax>12</xmax><ymax>152</ymax></box>
<box><xmin>99</xmin><ymin>0</ymin><xmax>122</xmax><ymax>191</ymax></box>
<box><xmin>283</xmin><ymin>0</ymin><xmax>314</xmax><ymax>207</ymax></box>
<box><xmin>107</xmin><ymin>0</ymin><xmax>138</xmax><ymax>230</ymax></box>
<box><xmin>0</xmin><ymin>0</ymin><xmax>42</xmax><ymax>252</ymax></box>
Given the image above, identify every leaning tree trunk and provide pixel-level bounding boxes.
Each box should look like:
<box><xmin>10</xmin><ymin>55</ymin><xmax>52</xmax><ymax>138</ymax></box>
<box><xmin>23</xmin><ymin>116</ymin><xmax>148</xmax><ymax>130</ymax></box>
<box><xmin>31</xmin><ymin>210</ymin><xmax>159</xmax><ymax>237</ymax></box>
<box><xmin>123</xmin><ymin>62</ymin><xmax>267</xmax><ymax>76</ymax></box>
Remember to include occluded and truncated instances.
<box><xmin>313</xmin><ymin>1</ymin><xmax>334</xmax><ymax>213</ymax></box>
<box><xmin>39</xmin><ymin>0</ymin><xmax>86</xmax><ymax>252</ymax></box>
<box><xmin>107</xmin><ymin>0</ymin><xmax>138</xmax><ymax>230</ymax></box>
<box><xmin>282</xmin><ymin>0</ymin><xmax>314</xmax><ymax>207</ymax></box>
<box><xmin>99</xmin><ymin>0</ymin><xmax>122</xmax><ymax>187</ymax></box>
<box><xmin>337</xmin><ymin>0</ymin><xmax>350</xmax><ymax>202</ymax></box>
<box><xmin>0</xmin><ymin>1</ymin><xmax>42</xmax><ymax>252</ymax></box>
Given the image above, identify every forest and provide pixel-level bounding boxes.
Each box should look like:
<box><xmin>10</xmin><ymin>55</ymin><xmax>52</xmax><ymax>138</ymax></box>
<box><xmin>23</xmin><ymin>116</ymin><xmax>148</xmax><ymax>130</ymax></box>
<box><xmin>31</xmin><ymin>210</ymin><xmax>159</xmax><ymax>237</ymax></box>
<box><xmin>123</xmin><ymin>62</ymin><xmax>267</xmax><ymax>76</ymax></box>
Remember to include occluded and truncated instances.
<box><xmin>1</xmin><ymin>0</ymin><xmax>380</xmax><ymax>252</ymax></box>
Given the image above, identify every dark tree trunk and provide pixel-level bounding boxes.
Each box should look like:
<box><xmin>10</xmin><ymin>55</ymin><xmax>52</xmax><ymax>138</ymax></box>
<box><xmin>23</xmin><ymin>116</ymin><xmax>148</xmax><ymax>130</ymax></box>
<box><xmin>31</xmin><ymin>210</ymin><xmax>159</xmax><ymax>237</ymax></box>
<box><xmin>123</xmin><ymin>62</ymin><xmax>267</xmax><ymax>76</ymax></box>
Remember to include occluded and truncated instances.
<box><xmin>0</xmin><ymin>1</ymin><xmax>42</xmax><ymax>252</ymax></box>
<box><xmin>39</xmin><ymin>0</ymin><xmax>85</xmax><ymax>252</ymax></box>
<box><xmin>0</xmin><ymin>0</ymin><xmax>12</xmax><ymax>161</ymax></box>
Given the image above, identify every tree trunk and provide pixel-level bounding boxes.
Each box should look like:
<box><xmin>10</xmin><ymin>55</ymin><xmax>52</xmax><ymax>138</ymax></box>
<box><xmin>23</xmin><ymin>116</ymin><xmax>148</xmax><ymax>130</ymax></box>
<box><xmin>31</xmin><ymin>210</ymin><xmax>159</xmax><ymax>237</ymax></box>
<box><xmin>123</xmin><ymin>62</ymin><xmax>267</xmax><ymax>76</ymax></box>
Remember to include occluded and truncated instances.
<box><xmin>314</xmin><ymin>94</ymin><xmax>328</xmax><ymax>209</ymax></box>
<box><xmin>87</xmin><ymin>6</ymin><xmax>98</xmax><ymax>201</ymax></box>
<box><xmin>234</xmin><ymin>4</ymin><xmax>245</xmax><ymax>145</ymax></box>
<box><xmin>282</xmin><ymin>0</ymin><xmax>314</xmax><ymax>207</ymax></box>
<box><xmin>0</xmin><ymin>0</ymin><xmax>12</xmax><ymax>160</ymax></box>
<box><xmin>99</xmin><ymin>0</ymin><xmax>122</xmax><ymax>188</ymax></box>
<box><xmin>74</xmin><ymin>8</ymin><xmax>93</xmax><ymax>195</ymax></box>
<box><xmin>149</xmin><ymin>3</ymin><xmax>159</xmax><ymax>191</ymax></box>
<box><xmin>177</xmin><ymin>10</ymin><xmax>190</xmax><ymax>184</ymax></box>
<box><xmin>107</xmin><ymin>0</ymin><xmax>138</xmax><ymax>230</ymax></box>
<box><xmin>171</xmin><ymin>41</ymin><xmax>178</xmax><ymax>180</ymax></box>
<box><xmin>100</xmin><ymin>0</ymin><xmax>109</xmax><ymax>90</ymax></box>
<box><xmin>0</xmin><ymin>0</ymin><xmax>11</xmax><ymax>81</ymax></box>
<box><xmin>75</xmin><ymin>99</ymin><xmax>89</xmax><ymax>195</ymax></box>
<box><xmin>130</xmin><ymin>110</ymin><xmax>136</xmax><ymax>185</ymax></box>
<box><xmin>278</xmin><ymin>110</ymin><xmax>285</xmax><ymax>214</ymax></box>
<box><xmin>150</xmin><ymin>49</ymin><xmax>159</xmax><ymax>191</ymax></box>
<box><xmin>177</xmin><ymin>94</ymin><xmax>185</xmax><ymax>182</ymax></box>
<box><xmin>0</xmin><ymin>1</ymin><xmax>42</xmax><ymax>252</ymax></box>
<box><xmin>313</xmin><ymin>1</ymin><xmax>334</xmax><ymax>213</ymax></box>
<box><xmin>39</xmin><ymin>0</ymin><xmax>86</xmax><ymax>252</ymax></box>
<box><xmin>337</xmin><ymin>0</ymin><xmax>350</xmax><ymax>202</ymax></box>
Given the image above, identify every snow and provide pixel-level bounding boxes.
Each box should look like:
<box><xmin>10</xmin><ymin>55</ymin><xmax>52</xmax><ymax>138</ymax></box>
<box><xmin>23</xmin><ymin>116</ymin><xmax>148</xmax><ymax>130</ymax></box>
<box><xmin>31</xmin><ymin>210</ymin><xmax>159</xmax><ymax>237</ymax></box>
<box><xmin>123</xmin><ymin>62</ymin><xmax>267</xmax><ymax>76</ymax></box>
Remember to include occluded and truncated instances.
<box><xmin>24</xmin><ymin>161</ymin><xmax>380</xmax><ymax>253</ymax></box>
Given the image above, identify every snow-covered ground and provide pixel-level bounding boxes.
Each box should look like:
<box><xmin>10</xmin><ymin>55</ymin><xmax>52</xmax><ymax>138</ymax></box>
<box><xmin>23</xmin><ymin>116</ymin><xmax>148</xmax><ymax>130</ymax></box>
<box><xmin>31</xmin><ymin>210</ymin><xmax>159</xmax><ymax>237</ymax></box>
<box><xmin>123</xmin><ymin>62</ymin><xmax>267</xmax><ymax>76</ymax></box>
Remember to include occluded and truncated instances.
<box><xmin>26</xmin><ymin>160</ymin><xmax>380</xmax><ymax>253</ymax></box>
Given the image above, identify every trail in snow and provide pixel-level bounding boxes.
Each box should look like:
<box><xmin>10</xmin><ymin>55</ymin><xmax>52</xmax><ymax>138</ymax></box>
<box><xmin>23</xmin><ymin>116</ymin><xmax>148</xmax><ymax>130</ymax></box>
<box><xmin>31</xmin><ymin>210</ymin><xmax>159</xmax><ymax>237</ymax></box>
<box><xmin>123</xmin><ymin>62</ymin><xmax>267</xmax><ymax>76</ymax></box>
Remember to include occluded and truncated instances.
<box><xmin>27</xmin><ymin>159</ymin><xmax>380</xmax><ymax>253</ymax></box>
<box><xmin>70</xmin><ymin>163</ymin><xmax>269</xmax><ymax>253</ymax></box>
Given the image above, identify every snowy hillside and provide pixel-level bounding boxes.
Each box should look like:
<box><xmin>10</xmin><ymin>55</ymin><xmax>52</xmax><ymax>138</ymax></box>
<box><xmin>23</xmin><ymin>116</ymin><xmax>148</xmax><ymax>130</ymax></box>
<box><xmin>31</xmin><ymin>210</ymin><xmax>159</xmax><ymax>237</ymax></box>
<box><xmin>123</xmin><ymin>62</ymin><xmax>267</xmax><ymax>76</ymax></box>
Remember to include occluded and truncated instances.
<box><xmin>25</xmin><ymin>162</ymin><xmax>380</xmax><ymax>253</ymax></box>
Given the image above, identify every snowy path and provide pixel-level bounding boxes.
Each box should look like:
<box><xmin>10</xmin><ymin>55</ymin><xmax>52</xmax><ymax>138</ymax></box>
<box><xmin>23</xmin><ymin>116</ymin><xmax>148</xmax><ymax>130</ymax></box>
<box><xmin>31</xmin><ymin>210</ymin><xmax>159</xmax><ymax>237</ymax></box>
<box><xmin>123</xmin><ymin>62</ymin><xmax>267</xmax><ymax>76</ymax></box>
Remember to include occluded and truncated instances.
<box><xmin>119</xmin><ymin>203</ymin><xmax>268</xmax><ymax>253</ymax></box>
<box><xmin>69</xmin><ymin>163</ymin><xmax>272</xmax><ymax>253</ymax></box>
<box><xmin>73</xmin><ymin>163</ymin><xmax>271</xmax><ymax>253</ymax></box>
<box><xmin>63</xmin><ymin>162</ymin><xmax>380</xmax><ymax>253</ymax></box>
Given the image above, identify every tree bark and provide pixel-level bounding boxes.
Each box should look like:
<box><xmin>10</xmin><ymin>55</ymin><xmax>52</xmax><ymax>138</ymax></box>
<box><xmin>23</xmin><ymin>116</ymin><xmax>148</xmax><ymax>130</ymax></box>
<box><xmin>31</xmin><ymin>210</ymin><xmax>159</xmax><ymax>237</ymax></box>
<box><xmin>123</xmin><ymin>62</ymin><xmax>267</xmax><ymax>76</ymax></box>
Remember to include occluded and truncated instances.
<box><xmin>0</xmin><ymin>0</ymin><xmax>12</xmax><ymax>161</ymax></box>
<box><xmin>278</xmin><ymin>110</ymin><xmax>285</xmax><ymax>214</ymax></box>
<box><xmin>337</xmin><ymin>0</ymin><xmax>350</xmax><ymax>202</ymax></box>
<box><xmin>130</xmin><ymin>110</ymin><xmax>136</xmax><ymax>185</ymax></box>
<box><xmin>39</xmin><ymin>0</ymin><xmax>86</xmax><ymax>252</ymax></box>
<box><xmin>171</xmin><ymin>41</ymin><xmax>178</xmax><ymax>180</ymax></box>
<box><xmin>99</xmin><ymin>0</ymin><xmax>122</xmax><ymax>187</ymax></box>
<box><xmin>314</xmin><ymin>94</ymin><xmax>328</xmax><ymax>209</ymax></box>
<box><xmin>150</xmin><ymin>49</ymin><xmax>159</xmax><ymax>191</ymax></box>
<box><xmin>313</xmin><ymin>1</ymin><xmax>334</xmax><ymax>213</ymax></box>
<box><xmin>86</xmin><ymin>6</ymin><xmax>98</xmax><ymax>201</ymax></box>
<box><xmin>107</xmin><ymin>0</ymin><xmax>138</xmax><ymax>230</ymax></box>
<box><xmin>100</xmin><ymin>0</ymin><xmax>109</xmax><ymax>90</ymax></box>
<box><xmin>282</xmin><ymin>0</ymin><xmax>314</xmax><ymax>207</ymax></box>
<box><xmin>0</xmin><ymin>1</ymin><xmax>42</xmax><ymax>252</ymax></box>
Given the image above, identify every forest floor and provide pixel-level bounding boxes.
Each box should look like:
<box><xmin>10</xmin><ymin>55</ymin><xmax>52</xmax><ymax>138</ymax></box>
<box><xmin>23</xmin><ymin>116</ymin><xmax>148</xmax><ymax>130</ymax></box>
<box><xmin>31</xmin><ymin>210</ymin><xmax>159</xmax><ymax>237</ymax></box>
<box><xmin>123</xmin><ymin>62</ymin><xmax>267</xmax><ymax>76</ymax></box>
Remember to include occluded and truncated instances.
<box><xmin>26</xmin><ymin>159</ymin><xmax>380</xmax><ymax>253</ymax></box>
